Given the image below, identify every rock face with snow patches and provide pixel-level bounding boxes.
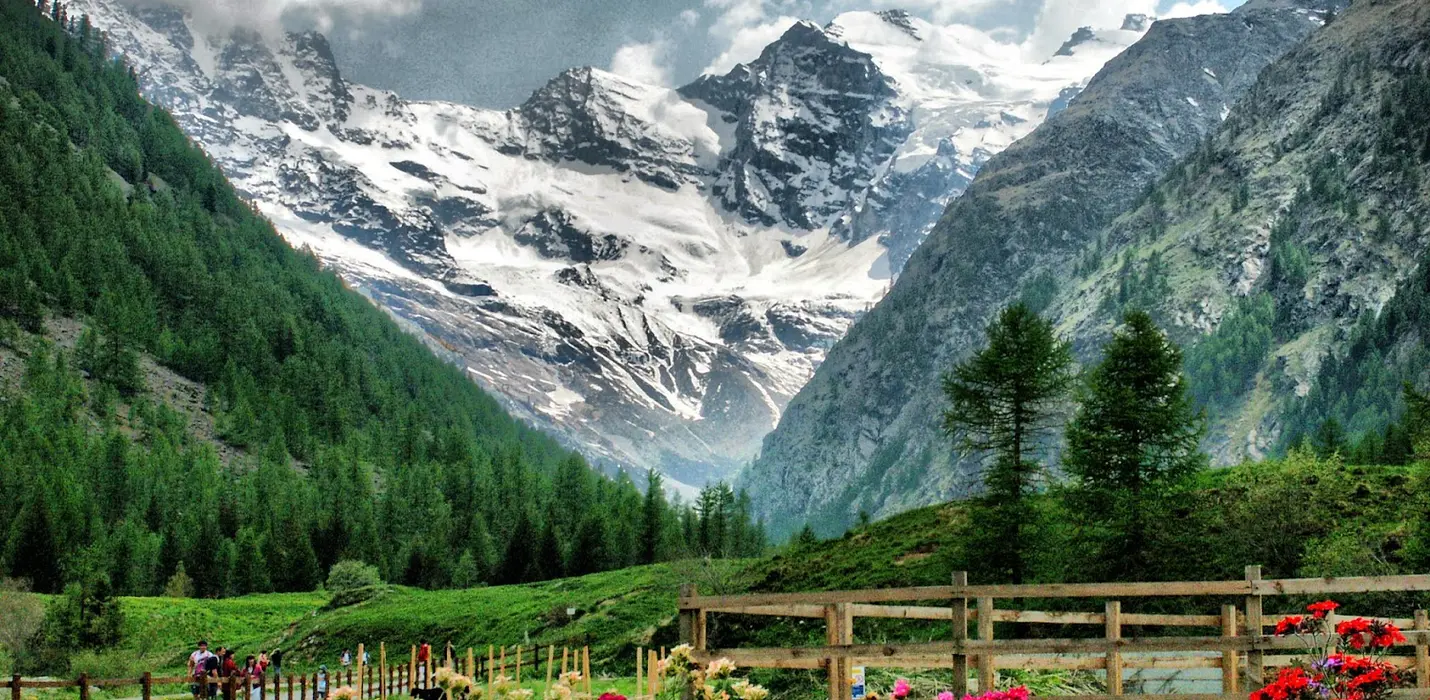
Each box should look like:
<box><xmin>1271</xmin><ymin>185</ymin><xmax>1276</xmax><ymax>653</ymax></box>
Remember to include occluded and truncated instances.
<box><xmin>741</xmin><ymin>0</ymin><xmax>1346</xmax><ymax>536</ymax></box>
<box><xmin>73</xmin><ymin>0</ymin><xmax>1145</xmax><ymax>488</ymax></box>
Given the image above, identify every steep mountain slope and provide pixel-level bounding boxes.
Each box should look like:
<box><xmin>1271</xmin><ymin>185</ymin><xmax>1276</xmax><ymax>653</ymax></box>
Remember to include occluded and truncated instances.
<box><xmin>70</xmin><ymin>0</ymin><xmax>1144</xmax><ymax>486</ymax></box>
<box><xmin>0</xmin><ymin>0</ymin><xmax>652</xmax><ymax>596</ymax></box>
<box><xmin>1059</xmin><ymin>0</ymin><xmax>1430</xmax><ymax>460</ymax></box>
<box><xmin>743</xmin><ymin>0</ymin><xmax>1345</xmax><ymax>537</ymax></box>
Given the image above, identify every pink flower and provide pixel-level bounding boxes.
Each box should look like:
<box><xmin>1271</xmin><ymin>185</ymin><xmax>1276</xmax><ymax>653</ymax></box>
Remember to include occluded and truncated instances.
<box><xmin>938</xmin><ymin>693</ymin><xmax>955</xmax><ymax>700</ymax></box>
<box><xmin>894</xmin><ymin>680</ymin><xmax>911</xmax><ymax>699</ymax></box>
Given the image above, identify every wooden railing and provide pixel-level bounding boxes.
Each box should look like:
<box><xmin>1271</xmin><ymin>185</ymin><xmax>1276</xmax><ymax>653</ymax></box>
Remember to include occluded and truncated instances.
<box><xmin>676</xmin><ymin>567</ymin><xmax>1430</xmax><ymax>700</ymax></box>
<box><xmin>4</xmin><ymin>643</ymin><xmax>597</xmax><ymax>700</ymax></box>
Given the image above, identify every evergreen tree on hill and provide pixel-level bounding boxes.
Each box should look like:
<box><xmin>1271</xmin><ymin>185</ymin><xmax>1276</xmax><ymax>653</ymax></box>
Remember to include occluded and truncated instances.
<box><xmin>1064</xmin><ymin>310</ymin><xmax>1205</xmax><ymax>579</ymax></box>
<box><xmin>942</xmin><ymin>302</ymin><xmax>1075</xmax><ymax>584</ymax></box>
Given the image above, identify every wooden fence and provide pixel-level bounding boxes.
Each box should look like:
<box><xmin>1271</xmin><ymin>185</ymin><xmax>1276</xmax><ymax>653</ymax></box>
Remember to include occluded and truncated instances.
<box><xmin>2</xmin><ymin>642</ymin><xmax>661</xmax><ymax>700</ymax></box>
<box><xmin>677</xmin><ymin>568</ymin><xmax>1430</xmax><ymax>700</ymax></box>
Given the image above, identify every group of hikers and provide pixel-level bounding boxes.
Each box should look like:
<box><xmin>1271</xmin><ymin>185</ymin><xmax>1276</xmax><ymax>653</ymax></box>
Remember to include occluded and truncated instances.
<box><xmin>187</xmin><ymin>640</ymin><xmax>285</xmax><ymax>699</ymax></box>
<box><xmin>188</xmin><ymin>639</ymin><xmax>442</xmax><ymax>700</ymax></box>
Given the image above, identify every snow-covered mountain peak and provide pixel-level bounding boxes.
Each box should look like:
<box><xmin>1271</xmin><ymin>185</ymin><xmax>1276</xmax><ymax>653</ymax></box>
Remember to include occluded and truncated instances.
<box><xmin>73</xmin><ymin>0</ymin><xmax>1148</xmax><ymax>488</ymax></box>
<box><xmin>508</xmin><ymin>65</ymin><xmax>722</xmax><ymax>190</ymax></box>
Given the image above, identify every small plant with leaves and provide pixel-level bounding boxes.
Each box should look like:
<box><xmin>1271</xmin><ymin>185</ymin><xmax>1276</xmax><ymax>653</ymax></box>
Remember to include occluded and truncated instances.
<box><xmin>1251</xmin><ymin>600</ymin><xmax>1408</xmax><ymax>700</ymax></box>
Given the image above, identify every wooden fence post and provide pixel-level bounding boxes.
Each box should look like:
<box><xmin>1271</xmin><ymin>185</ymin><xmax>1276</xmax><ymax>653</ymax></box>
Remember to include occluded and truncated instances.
<box><xmin>545</xmin><ymin>646</ymin><xmax>555</xmax><ymax>695</ymax></box>
<box><xmin>486</xmin><ymin>645</ymin><xmax>494</xmax><ymax>699</ymax></box>
<box><xmin>952</xmin><ymin>571</ymin><xmax>969</xmax><ymax>698</ymax></box>
<box><xmin>583</xmin><ymin>647</ymin><xmax>592</xmax><ymax>700</ymax></box>
<box><xmin>679</xmin><ymin>584</ymin><xmax>698</xmax><ymax>700</ymax></box>
<box><xmin>141</xmin><ymin>672</ymin><xmax>153</xmax><ymax>700</ymax></box>
<box><xmin>637</xmin><ymin>646</ymin><xmax>644</xmax><ymax>700</ymax></box>
<box><xmin>824</xmin><ymin>603</ymin><xmax>853</xmax><ymax>700</ymax></box>
<box><xmin>977</xmin><ymin>597</ymin><xmax>995</xmax><ymax>692</ymax></box>
<box><xmin>288</xmin><ymin>675</ymin><xmax>294</xmax><ymax>700</ymax></box>
<box><xmin>299</xmin><ymin>672</ymin><xmax>306</xmax><ymax>700</ymax></box>
<box><xmin>650</xmin><ymin>649</ymin><xmax>660</xmax><ymax>698</ymax></box>
<box><xmin>1246</xmin><ymin>565</ymin><xmax>1264</xmax><ymax>688</ymax></box>
<box><xmin>12</xmin><ymin>674</ymin><xmax>22</xmax><ymax>700</ymax></box>
<box><xmin>78</xmin><ymin>673</ymin><xmax>89</xmax><ymax>700</ymax></box>
<box><xmin>1222</xmin><ymin>604</ymin><xmax>1239</xmax><ymax>694</ymax></box>
<box><xmin>1105</xmin><ymin>601</ymin><xmax>1123</xmax><ymax>696</ymax></box>
<box><xmin>1416</xmin><ymin>610</ymin><xmax>1429</xmax><ymax>689</ymax></box>
<box><xmin>379</xmin><ymin>643</ymin><xmax>386</xmax><ymax>700</ymax></box>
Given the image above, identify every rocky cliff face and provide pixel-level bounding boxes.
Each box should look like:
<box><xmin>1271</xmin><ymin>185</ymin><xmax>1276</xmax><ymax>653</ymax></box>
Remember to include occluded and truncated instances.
<box><xmin>742</xmin><ymin>0</ymin><xmax>1347</xmax><ymax>536</ymax></box>
<box><xmin>73</xmin><ymin>0</ymin><xmax>1142</xmax><ymax>488</ymax></box>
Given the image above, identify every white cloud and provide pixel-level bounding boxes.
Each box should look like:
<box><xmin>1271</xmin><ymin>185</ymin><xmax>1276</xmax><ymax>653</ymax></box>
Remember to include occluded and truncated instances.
<box><xmin>679</xmin><ymin>9</ymin><xmax>703</xmax><ymax>27</ymax></box>
<box><xmin>1022</xmin><ymin>0</ymin><xmax>1157</xmax><ymax>56</ymax></box>
<box><xmin>118</xmin><ymin>0</ymin><xmax>421</xmax><ymax>36</ymax></box>
<box><xmin>1161</xmin><ymin>0</ymin><xmax>1234</xmax><ymax>18</ymax></box>
<box><xmin>701</xmin><ymin>16</ymin><xmax>800</xmax><ymax>75</ymax></box>
<box><xmin>610</xmin><ymin>38</ymin><xmax>674</xmax><ymax>86</ymax></box>
<box><xmin>698</xmin><ymin>0</ymin><xmax>804</xmax><ymax>75</ymax></box>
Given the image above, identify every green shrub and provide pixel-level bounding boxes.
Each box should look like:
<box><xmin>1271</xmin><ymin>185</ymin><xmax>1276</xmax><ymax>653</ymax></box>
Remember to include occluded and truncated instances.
<box><xmin>326</xmin><ymin>561</ymin><xmax>382</xmax><ymax>594</ymax></box>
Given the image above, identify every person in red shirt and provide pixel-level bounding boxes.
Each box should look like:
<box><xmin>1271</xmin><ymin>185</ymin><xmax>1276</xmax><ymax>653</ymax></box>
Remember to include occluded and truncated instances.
<box><xmin>417</xmin><ymin>642</ymin><xmax>431</xmax><ymax>686</ymax></box>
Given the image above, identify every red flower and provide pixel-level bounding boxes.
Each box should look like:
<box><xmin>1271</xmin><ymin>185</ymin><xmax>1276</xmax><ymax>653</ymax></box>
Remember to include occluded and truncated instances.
<box><xmin>1307</xmin><ymin>601</ymin><xmax>1339</xmax><ymax>619</ymax></box>
<box><xmin>1371</xmin><ymin>623</ymin><xmax>1407</xmax><ymax>649</ymax></box>
<box><xmin>1275</xmin><ymin>616</ymin><xmax>1305</xmax><ymax>635</ymax></box>
<box><xmin>598</xmin><ymin>694</ymin><xmax>627</xmax><ymax>700</ymax></box>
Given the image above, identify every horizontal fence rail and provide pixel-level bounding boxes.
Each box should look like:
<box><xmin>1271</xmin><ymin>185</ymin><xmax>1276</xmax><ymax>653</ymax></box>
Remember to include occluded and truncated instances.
<box><xmin>676</xmin><ymin>569</ymin><xmax>1430</xmax><ymax>700</ymax></box>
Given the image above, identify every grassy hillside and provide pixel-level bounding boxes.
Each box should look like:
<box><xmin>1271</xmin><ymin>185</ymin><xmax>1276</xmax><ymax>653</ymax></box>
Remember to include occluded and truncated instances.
<box><xmin>35</xmin><ymin>452</ymin><xmax>1418</xmax><ymax>684</ymax></box>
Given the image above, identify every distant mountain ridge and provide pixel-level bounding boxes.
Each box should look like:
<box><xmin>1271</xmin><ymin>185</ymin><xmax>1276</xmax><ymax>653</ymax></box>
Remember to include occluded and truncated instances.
<box><xmin>71</xmin><ymin>0</ymin><xmax>1145</xmax><ymax>487</ymax></box>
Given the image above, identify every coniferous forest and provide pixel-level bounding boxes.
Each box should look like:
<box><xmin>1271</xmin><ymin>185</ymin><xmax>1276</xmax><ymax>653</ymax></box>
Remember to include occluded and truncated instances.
<box><xmin>0</xmin><ymin>0</ymin><xmax>764</xmax><ymax>598</ymax></box>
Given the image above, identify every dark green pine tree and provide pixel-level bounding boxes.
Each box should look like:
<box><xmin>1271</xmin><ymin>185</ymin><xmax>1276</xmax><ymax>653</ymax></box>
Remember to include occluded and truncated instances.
<box><xmin>639</xmin><ymin>469</ymin><xmax>665</xmax><ymax>564</ymax></box>
<box><xmin>567</xmin><ymin>514</ymin><xmax>608</xmax><ymax>576</ymax></box>
<box><xmin>1312</xmin><ymin>417</ymin><xmax>1349</xmax><ymax>458</ymax></box>
<box><xmin>942</xmin><ymin>302</ymin><xmax>1075</xmax><ymax>584</ymax></box>
<box><xmin>535</xmin><ymin>516</ymin><xmax>565</xmax><ymax>581</ymax></box>
<box><xmin>496</xmin><ymin>511</ymin><xmax>537</xmax><ymax>585</ymax></box>
<box><xmin>1063</xmin><ymin>310</ymin><xmax>1206</xmax><ymax>580</ymax></box>
<box><xmin>4</xmin><ymin>479</ymin><xmax>64</xmax><ymax>592</ymax></box>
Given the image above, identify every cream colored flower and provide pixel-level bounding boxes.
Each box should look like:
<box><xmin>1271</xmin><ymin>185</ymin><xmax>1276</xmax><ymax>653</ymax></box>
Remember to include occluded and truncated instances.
<box><xmin>731</xmin><ymin>681</ymin><xmax>768</xmax><ymax>700</ymax></box>
<box><xmin>704</xmin><ymin>659</ymin><xmax>736</xmax><ymax>680</ymax></box>
<box><xmin>330</xmin><ymin>687</ymin><xmax>359</xmax><ymax>700</ymax></box>
<box><xmin>508</xmin><ymin>689</ymin><xmax>534</xmax><ymax>700</ymax></box>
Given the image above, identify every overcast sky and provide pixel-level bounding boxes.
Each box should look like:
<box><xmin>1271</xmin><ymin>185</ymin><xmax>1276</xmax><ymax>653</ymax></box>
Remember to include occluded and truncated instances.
<box><xmin>259</xmin><ymin>0</ymin><xmax>1244</xmax><ymax>109</ymax></box>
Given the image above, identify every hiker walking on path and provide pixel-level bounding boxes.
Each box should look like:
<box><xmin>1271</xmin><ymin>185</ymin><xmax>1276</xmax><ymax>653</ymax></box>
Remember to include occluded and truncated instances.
<box><xmin>341</xmin><ymin>649</ymin><xmax>352</xmax><ymax>669</ymax></box>
<box><xmin>316</xmin><ymin>666</ymin><xmax>329</xmax><ymax>700</ymax></box>
<box><xmin>270</xmin><ymin>649</ymin><xmax>284</xmax><ymax>679</ymax></box>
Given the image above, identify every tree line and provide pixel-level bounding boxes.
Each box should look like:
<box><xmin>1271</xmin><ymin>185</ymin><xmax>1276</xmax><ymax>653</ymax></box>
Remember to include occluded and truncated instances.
<box><xmin>0</xmin><ymin>0</ymin><xmax>764</xmax><ymax>601</ymax></box>
<box><xmin>921</xmin><ymin>297</ymin><xmax>1430</xmax><ymax>586</ymax></box>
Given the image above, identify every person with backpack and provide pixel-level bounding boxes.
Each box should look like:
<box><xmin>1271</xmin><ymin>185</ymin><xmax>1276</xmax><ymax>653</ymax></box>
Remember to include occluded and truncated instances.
<box><xmin>204</xmin><ymin>654</ymin><xmax>221</xmax><ymax>699</ymax></box>
<box><xmin>189</xmin><ymin>641</ymin><xmax>216</xmax><ymax>699</ymax></box>
<box><xmin>270</xmin><ymin>649</ymin><xmax>284</xmax><ymax>680</ymax></box>
<box><xmin>316</xmin><ymin>665</ymin><xmax>329</xmax><ymax>700</ymax></box>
